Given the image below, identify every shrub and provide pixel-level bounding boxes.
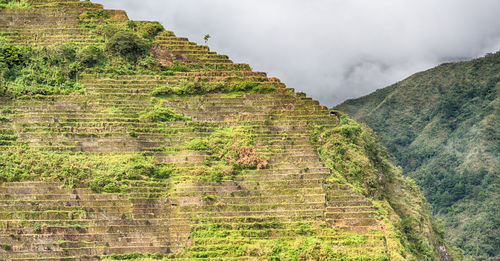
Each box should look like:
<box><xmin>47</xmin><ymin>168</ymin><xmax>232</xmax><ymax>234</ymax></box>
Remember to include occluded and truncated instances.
<box><xmin>0</xmin><ymin>43</ymin><xmax>27</xmax><ymax>67</ymax></box>
<box><xmin>188</xmin><ymin>138</ymin><xmax>210</xmax><ymax>151</ymax></box>
<box><xmin>152</xmin><ymin>165</ymin><xmax>174</xmax><ymax>179</ymax></box>
<box><xmin>84</xmin><ymin>10</ymin><xmax>109</xmax><ymax>19</ymax></box>
<box><xmin>77</xmin><ymin>45</ymin><xmax>106</xmax><ymax>68</ymax></box>
<box><xmin>141</xmin><ymin>22</ymin><xmax>164</xmax><ymax>39</ymax></box>
<box><xmin>126</xmin><ymin>20</ymin><xmax>137</xmax><ymax>29</ymax></box>
<box><xmin>1</xmin><ymin>43</ymin><xmax>84</xmax><ymax>97</ymax></box>
<box><xmin>89</xmin><ymin>174</ymin><xmax>123</xmax><ymax>193</ymax></box>
<box><xmin>0</xmin><ymin>243</ymin><xmax>11</xmax><ymax>251</ymax></box>
<box><xmin>105</xmin><ymin>31</ymin><xmax>149</xmax><ymax>63</ymax></box>
<box><xmin>150</xmin><ymin>81</ymin><xmax>275</xmax><ymax>97</ymax></box>
<box><xmin>199</xmin><ymin>168</ymin><xmax>224</xmax><ymax>183</ymax></box>
<box><xmin>0</xmin><ymin>0</ymin><xmax>29</xmax><ymax>9</ymax></box>
<box><xmin>139</xmin><ymin>106</ymin><xmax>190</xmax><ymax>122</ymax></box>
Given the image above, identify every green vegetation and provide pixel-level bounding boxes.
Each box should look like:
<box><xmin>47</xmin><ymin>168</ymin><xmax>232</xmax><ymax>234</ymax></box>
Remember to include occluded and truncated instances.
<box><xmin>0</xmin><ymin>147</ymin><xmax>170</xmax><ymax>193</ymax></box>
<box><xmin>0</xmin><ymin>18</ymin><xmax>172</xmax><ymax>98</ymax></box>
<box><xmin>151</xmin><ymin>81</ymin><xmax>276</xmax><ymax>96</ymax></box>
<box><xmin>204</xmin><ymin>34</ymin><xmax>211</xmax><ymax>44</ymax></box>
<box><xmin>103</xmin><ymin>252</ymin><xmax>164</xmax><ymax>260</ymax></box>
<box><xmin>0</xmin><ymin>243</ymin><xmax>12</xmax><ymax>251</ymax></box>
<box><xmin>0</xmin><ymin>0</ymin><xmax>30</xmax><ymax>9</ymax></box>
<box><xmin>138</xmin><ymin>105</ymin><xmax>190</xmax><ymax>122</ymax></box>
<box><xmin>310</xmin><ymin>112</ymin><xmax>448</xmax><ymax>260</ymax></box>
<box><xmin>183</xmin><ymin>220</ymin><xmax>388</xmax><ymax>260</ymax></box>
<box><xmin>186</xmin><ymin>126</ymin><xmax>268</xmax><ymax>182</ymax></box>
<box><xmin>105</xmin><ymin>31</ymin><xmax>149</xmax><ymax>63</ymax></box>
<box><xmin>0</xmin><ymin>41</ymin><xmax>83</xmax><ymax>98</ymax></box>
<box><xmin>336</xmin><ymin>51</ymin><xmax>500</xmax><ymax>260</ymax></box>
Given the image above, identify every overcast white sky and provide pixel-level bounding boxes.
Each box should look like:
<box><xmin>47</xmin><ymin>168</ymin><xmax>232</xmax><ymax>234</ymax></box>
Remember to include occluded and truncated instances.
<box><xmin>94</xmin><ymin>0</ymin><xmax>500</xmax><ymax>107</ymax></box>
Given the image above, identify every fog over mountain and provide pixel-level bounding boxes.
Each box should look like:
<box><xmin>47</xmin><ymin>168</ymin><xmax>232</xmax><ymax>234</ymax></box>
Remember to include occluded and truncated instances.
<box><xmin>94</xmin><ymin>0</ymin><xmax>500</xmax><ymax>106</ymax></box>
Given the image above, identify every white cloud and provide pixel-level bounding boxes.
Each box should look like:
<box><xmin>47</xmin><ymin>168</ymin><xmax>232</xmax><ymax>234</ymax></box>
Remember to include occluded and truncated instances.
<box><xmin>95</xmin><ymin>0</ymin><xmax>500</xmax><ymax>106</ymax></box>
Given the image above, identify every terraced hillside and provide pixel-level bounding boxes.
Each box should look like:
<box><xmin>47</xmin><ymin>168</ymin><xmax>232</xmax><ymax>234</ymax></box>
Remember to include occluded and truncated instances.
<box><xmin>0</xmin><ymin>0</ymin><xmax>451</xmax><ymax>260</ymax></box>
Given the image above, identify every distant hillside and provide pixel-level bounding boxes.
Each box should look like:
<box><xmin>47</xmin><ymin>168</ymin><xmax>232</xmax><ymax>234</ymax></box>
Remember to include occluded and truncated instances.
<box><xmin>337</xmin><ymin>52</ymin><xmax>500</xmax><ymax>260</ymax></box>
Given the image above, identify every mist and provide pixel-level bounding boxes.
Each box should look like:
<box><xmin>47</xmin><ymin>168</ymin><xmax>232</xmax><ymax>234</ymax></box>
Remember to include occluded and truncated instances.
<box><xmin>94</xmin><ymin>0</ymin><xmax>500</xmax><ymax>107</ymax></box>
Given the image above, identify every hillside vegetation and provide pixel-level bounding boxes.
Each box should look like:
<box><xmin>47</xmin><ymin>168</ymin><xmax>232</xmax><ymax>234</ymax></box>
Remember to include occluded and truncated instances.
<box><xmin>337</xmin><ymin>52</ymin><xmax>500</xmax><ymax>260</ymax></box>
<box><xmin>0</xmin><ymin>0</ymin><xmax>452</xmax><ymax>260</ymax></box>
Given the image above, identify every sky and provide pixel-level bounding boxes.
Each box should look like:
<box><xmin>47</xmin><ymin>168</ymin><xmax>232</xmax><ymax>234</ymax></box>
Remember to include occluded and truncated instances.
<box><xmin>94</xmin><ymin>0</ymin><xmax>500</xmax><ymax>107</ymax></box>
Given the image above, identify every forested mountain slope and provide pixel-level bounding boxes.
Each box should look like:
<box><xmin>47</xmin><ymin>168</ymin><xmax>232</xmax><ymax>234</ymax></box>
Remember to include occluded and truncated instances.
<box><xmin>337</xmin><ymin>52</ymin><xmax>500</xmax><ymax>260</ymax></box>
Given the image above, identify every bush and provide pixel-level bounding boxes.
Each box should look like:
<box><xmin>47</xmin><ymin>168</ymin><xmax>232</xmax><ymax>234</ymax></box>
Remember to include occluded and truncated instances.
<box><xmin>0</xmin><ymin>43</ymin><xmax>27</xmax><ymax>67</ymax></box>
<box><xmin>141</xmin><ymin>22</ymin><xmax>164</xmax><ymax>39</ymax></box>
<box><xmin>89</xmin><ymin>174</ymin><xmax>123</xmax><ymax>193</ymax></box>
<box><xmin>0</xmin><ymin>243</ymin><xmax>11</xmax><ymax>251</ymax></box>
<box><xmin>77</xmin><ymin>45</ymin><xmax>106</xmax><ymax>68</ymax></box>
<box><xmin>84</xmin><ymin>10</ymin><xmax>109</xmax><ymax>19</ymax></box>
<box><xmin>0</xmin><ymin>0</ymin><xmax>29</xmax><ymax>8</ymax></box>
<box><xmin>1</xmin><ymin>43</ymin><xmax>83</xmax><ymax>97</ymax></box>
<box><xmin>188</xmin><ymin>138</ymin><xmax>210</xmax><ymax>151</ymax></box>
<box><xmin>139</xmin><ymin>106</ymin><xmax>190</xmax><ymax>122</ymax></box>
<box><xmin>152</xmin><ymin>165</ymin><xmax>175</xmax><ymax>179</ymax></box>
<box><xmin>150</xmin><ymin>81</ymin><xmax>276</xmax><ymax>97</ymax></box>
<box><xmin>105</xmin><ymin>31</ymin><xmax>149</xmax><ymax>63</ymax></box>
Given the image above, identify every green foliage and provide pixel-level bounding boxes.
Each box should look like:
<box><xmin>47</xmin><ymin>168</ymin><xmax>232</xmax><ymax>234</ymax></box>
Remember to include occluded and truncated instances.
<box><xmin>311</xmin><ymin>112</ymin><xmax>441</xmax><ymax>260</ymax></box>
<box><xmin>266</xmin><ymin>237</ymin><xmax>388</xmax><ymax>261</ymax></box>
<box><xmin>337</xmin><ymin>51</ymin><xmax>500</xmax><ymax>259</ymax></box>
<box><xmin>188</xmin><ymin>138</ymin><xmax>210</xmax><ymax>151</ymax></box>
<box><xmin>138</xmin><ymin>105</ymin><xmax>190</xmax><ymax>122</ymax></box>
<box><xmin>396</xmin><ymin>217</ymin><xmax>434</xmax><ymax>260</ymax></box>
<box><xmin>84</xmin><ymin>10</ymin><xmax>109</xmax><ymax>19</ymax></box>
<box><xmin>204</xmin><ymin>34</ymin><xmax>211</xmax><ymax>44</ymax></box>
<box><xmin>0</xmin><ymin>42</ymin><xmax>27</xmax><ymax>67</ymax></box>
<box><xmin>0</xmin><ymin>147</ymin><xmax>170</xmax><ymax>193</ymax></box>
<box><xmin>151</xmin><ymin>81</ymin><xmax>276</xmax><ymax>96</ymax></box>
<box><xmin>103</xmin><ymin>252</ymin><xmax>164</xmax><ymax>260</ymax></box>
<box><xmin>77</xmin><ymin>45</ymin><xmax>107</xmax><ymax>68</ymax></box>
<box><xmin>105</xmin><ymin>31</ymin><xmax>149</xmax><ymax>63</ymax></box>
<box><xmin>0</xmin><ymin>115</ymin><xmax>10</xmax><ymax>122</ymax></box>
<box><xmin>185</xmin><ymin>219</ymin><xmax>389</xmax><ymax>260</ymax></box>
<box><xmin>152</xmin><ymin>164</ymin><xmax>175</xmax><ymax>179</ymax></box>
<box><xmin>141</xmin><ymin>22</ymin><xmax>164</xmax><ymax>40</ymax></box>
<box><xmin>310</xmin><ymin>113</ymin><xmax>391</xmax><ymax>194</ymax></box>
<box><xmin>0</xmin><ymin>43</ymin><xmax>83</xmax><ymax>98</ymax></box>
<box><xmin>0</xmin><ymin>243</ymin><xmax>12</xmax><ymax>251</ymax></box>
<box><xmin>0</xmin><ymin>0</ymin><xmax>29</xmax><ymax>9</ymax></box>
<box><xmin>185</xmin><ymin>127</ymin><xmax>267</xmax><ymax>182</ymax></box>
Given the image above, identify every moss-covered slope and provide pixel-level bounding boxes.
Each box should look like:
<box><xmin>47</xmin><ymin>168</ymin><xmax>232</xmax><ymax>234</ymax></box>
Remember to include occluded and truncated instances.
<box><xmin>337</xmin><ymin>52</ymin><xmax>499</xmax><ymax>260</ymax></box>
<box><xmin>1</xmin><ymin>0</ymin><xmax>451</xmax><ymax>260</ymax></box>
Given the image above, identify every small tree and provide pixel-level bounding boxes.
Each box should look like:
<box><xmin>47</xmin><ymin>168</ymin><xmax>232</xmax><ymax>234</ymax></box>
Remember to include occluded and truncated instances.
<box><xmin>204</xmin><ymin>34</ymin><xmax>211</xmax><ymax>44</ymax></box>
<box><xmin>105</xmin><ymin>31</ymin><xmax>148</xmax><ymax>63</ymax></box>
<box><xmin>77</xmin><ymin>45</ymin><xmax>106</xmax><ymax>68</ymax></box>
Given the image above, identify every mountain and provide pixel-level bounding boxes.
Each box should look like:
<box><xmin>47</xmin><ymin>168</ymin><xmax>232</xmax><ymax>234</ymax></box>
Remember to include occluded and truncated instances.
<box><xmin>0</xmin><ymin>0</ymin><xmax>452</xmax><ymax>260</ymax></box>
<box><xmin>337</xmin><ymin>52</ymin><xmax>500</xmax><ymax>260</ymax></box>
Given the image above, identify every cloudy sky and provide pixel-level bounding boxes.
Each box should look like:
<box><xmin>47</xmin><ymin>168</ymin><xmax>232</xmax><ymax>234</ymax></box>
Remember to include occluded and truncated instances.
<box><xmin>94</xmin><ymin>0</ymin><xmax>500</xmax><ymax>107</ymax></box>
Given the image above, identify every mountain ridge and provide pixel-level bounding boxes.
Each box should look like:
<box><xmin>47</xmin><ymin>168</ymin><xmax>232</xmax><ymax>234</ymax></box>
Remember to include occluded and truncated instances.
<box><xmin>337</xmin><ymin>51</ymin><xmax>499</xmax><ymax>260</ymax></box>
